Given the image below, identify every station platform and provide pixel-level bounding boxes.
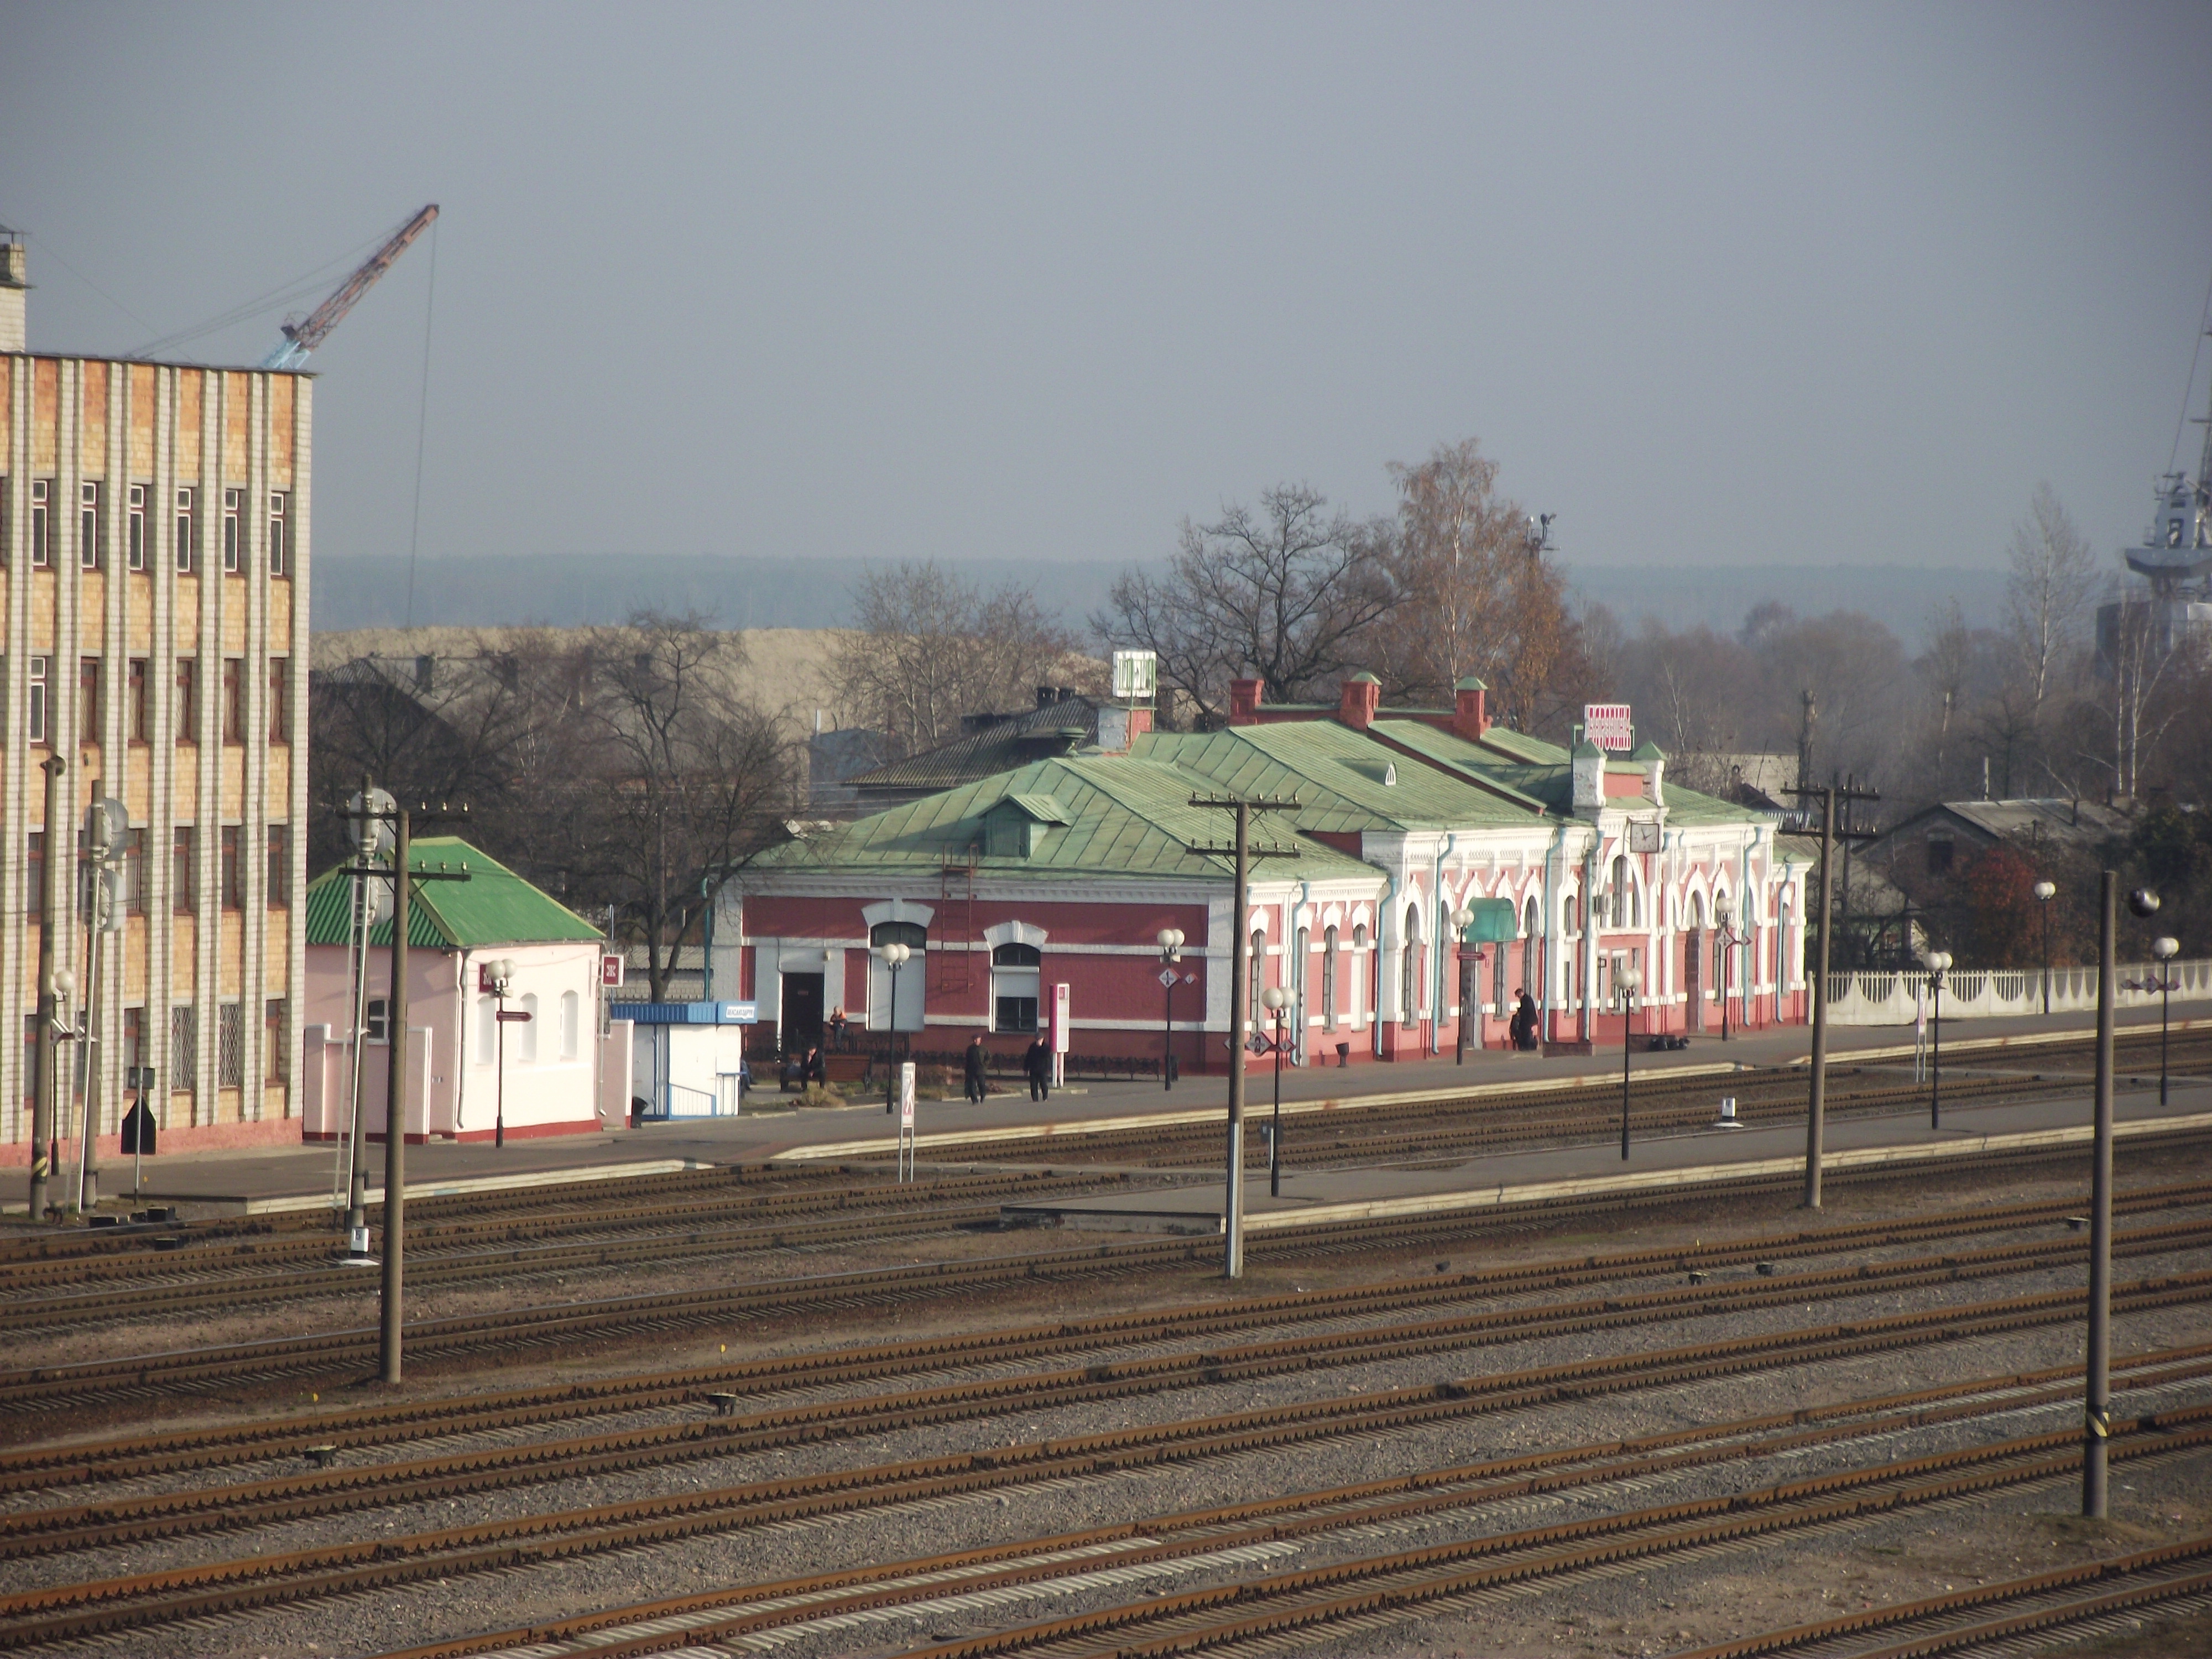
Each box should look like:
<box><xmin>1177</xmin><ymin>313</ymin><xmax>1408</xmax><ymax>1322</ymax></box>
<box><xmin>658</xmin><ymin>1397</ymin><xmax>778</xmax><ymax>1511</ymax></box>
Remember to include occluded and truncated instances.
<box><xmin>998</xmin><ymin>1082</ymin><xmax>2212</xmax><ymax>1235</ymax></box>
<box><xmin>0</xmin><ymin>1004</ymin><xmax>2200</xmax><ymax>1222</ymax></box>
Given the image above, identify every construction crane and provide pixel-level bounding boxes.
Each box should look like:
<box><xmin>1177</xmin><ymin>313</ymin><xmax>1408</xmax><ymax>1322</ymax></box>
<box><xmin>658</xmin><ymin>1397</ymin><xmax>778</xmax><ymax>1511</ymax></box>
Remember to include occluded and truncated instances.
<box><xmin>260</xmin><ymin>204</ymin><xmax>438</xmax><ymax>371</ymax></box>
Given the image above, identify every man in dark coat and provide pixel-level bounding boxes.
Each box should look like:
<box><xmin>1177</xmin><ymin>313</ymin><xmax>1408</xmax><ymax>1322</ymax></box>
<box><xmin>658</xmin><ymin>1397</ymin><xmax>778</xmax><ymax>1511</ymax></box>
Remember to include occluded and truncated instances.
<box><xmin>964</xmin><ymin>1033</ymin><xmax>989</xmax><ymax>1104</ymax></box>
<box><xmin>1023</xmin><ymin>1035</ymin><xmax>1051</xmax><ymax>1102</ymax></box>
<box><xmin>1514</xmin><ymin>989</ymin><xmax>1540</xmax><ymax>1051</ymax></box>
<box><xmin>804</xmin><ymin>1046</ymin><xmax>826</xmax><ymax>1086</ymax></box>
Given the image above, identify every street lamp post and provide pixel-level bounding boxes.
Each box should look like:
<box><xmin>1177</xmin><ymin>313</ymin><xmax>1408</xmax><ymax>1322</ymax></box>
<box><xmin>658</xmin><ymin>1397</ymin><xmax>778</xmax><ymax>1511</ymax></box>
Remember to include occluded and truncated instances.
<box><xmin>877</xmin><ymin>942</ymin><xmax>910</xmax><ymax>1113</ymax></box>
<box><xmin>1714</xmin><ymin>902</ymin><xmax>1741</xmax><ymax>1042</ymax></box>
<box><xmin>488</xmin><ymin>958</ymin><xmax>517</xmax><ymax>1149</ymax></box>
<box><xmin>1923</xmin><ymin>950</ymin><xmax>1953</xmax><ymax>1130</ymax></box>
<box><xmin>1617</xmin><ymin>963</ymin><xmax>1642</xmax><ymax>1160</ymax></box>
<box><xmin>1451</xmin><ymin>905</ymin><xmax>1476</xmax><ymax>1065</ymax></box>
<box><xmin>1260</xmin><ymin>986</ymin><xmax>1291</xmax><ymax>1195</ymax></box>
<box><xmin>1157</xmin><ymin>928</ymin><xmax>1185</xmax><ymax>1091</ymax></box>
<box><xmin>2132</xmin><ymin>936</ymin><xmax>2180</xmax><ymax>1108</ymax></box>
<box><xmin>2033</xmin><ymin>881</ymin><xmax>2057</xmax><ymax>1015</ymax></box>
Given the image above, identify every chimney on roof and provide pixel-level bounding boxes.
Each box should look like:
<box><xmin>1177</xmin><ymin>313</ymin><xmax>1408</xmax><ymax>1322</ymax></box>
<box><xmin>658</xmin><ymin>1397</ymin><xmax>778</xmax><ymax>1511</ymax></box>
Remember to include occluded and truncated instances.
<box><xmin>1095</xmin><ymin>703</ymin><xmax>1152</xmax><ymax>753</ymax></box>
<box><xmin>1229</xmin><ymin>677</ymin><xmax>1262</xmax><ymax>725</ymax></box>
<box><xmin>1980</xmin><ymin>756</ymin><xmax>1990</xmax><ymax>801</ymax></box>
<box><xmin>1339</xmin><ymin>672</ymin><xmax>1381</xmax><ymax>731</ymax></box>
<box><xmin>0</xmin><ymin>233</ymin><xmax>25</xmax><ymax>353</ymax></box>
<box><xmin>1452</xmin><ymin>676</ymin><xmax>1488</xmax><ymax>740</ymax></box>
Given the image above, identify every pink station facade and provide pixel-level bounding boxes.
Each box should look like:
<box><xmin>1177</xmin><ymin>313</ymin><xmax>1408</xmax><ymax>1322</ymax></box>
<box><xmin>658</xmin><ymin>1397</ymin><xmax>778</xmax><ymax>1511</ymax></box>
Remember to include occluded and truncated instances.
<box><xmin>724</xmin><ymin>677</ymin><xmax>1809</xmax><ymax>1074</ymax></box>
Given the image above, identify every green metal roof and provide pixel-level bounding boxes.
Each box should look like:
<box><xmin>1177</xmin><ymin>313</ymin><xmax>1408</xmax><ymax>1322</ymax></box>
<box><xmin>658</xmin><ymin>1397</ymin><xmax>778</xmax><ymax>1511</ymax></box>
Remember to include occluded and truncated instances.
<box><xmin>1365</xmin><ymin>718</ymin><xmax>1760</xmax><ymax>827</ymax></box>
<box><xmin>1135</xmin><ymin>724</ymin><xmax>1542</xmax><ymax>832</ymax></box>
<box><xmin>1000</xmin><ymin>792</ymin><xmax>1073</xmax><ymax>825</ymax></box>
<box><xmin>749</xmin><ymin>755</ymin><xmax>1380</xmax><ymax>884</ymax></box>
<box><xmin>305</xmin><ymin>837</ymin><xmax>606</xmax><ymax>951</ymax></box>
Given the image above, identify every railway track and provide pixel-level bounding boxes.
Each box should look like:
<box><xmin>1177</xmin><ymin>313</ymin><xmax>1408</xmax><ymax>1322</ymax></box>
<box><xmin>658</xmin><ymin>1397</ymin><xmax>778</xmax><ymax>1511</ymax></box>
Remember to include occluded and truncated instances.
<box><xmin>2</xmin><ymin>1184</ymin><xmax>2195</xmax><ymax>1491</ymax></box>
<box><xmin>358</xmin><ymin>1360</ymin><xmax>2212</xmax><ymax>1659</ymax></box>
<box><xmin>0</xmin><ymin>1212</ymin><xmax>2203</xmax><ymax>1584</ymax></box>
<box><xmin>11</xmin><ymin>1318</ymin><xmax>2209</xmax><ymax>1654</ymax></box>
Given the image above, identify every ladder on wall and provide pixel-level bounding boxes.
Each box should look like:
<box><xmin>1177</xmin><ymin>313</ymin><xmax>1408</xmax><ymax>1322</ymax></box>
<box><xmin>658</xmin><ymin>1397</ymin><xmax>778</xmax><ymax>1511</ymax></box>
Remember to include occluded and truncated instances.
<box><xmin>938</xmin><ymin>849</ymin><xmax>979</xmax><ymax>993</ymax></box>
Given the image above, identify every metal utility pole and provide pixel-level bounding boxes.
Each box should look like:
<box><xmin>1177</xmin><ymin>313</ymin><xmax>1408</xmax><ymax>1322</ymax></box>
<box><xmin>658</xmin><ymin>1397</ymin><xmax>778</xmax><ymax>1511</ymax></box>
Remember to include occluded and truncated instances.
<box><xmin>29</xmin><ymin>755</ymin><xmax>64</xmax><ymax>1221</ymax></box>
<box><xmin>1786</xmin><ymin>780</ymin><xmax>1877</xmax><ymax>1208</ymax></box>
<box><xmin>2085</xmin><ymin>873</ymin><xmax>2118</xmax><ymax>1518</ymax></box>
<box><xmin>338</xmin><ymin>796</ymin><xmax>468</xmax><ymax>1385</ymax></box>
<box><xmin>1189</xmin><ymin>792</ymin><xmax>1301</xmax><ymax>1280</ymax></box>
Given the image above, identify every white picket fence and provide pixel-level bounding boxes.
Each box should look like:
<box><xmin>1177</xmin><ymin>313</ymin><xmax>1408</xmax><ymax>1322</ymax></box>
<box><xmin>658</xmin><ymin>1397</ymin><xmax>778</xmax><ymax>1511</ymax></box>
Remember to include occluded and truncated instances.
<box><xmin>1823</xmin><ymin>958</ymin><xmax>2211</xmax><ymax>1026</ymax></box>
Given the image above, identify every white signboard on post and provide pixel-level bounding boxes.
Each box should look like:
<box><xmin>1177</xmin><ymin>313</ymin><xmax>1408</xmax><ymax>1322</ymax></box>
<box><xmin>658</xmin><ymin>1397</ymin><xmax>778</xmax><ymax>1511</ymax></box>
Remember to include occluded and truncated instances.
<box><xmin>1051</xmin><ymin>983</ymin><xmax>1070</xmax><ymax>1087</ymax></box>
<box><xmin>1583</xmin><ymin>704</ymin><xmax>1634</xmax><ymax>751</ymax></box>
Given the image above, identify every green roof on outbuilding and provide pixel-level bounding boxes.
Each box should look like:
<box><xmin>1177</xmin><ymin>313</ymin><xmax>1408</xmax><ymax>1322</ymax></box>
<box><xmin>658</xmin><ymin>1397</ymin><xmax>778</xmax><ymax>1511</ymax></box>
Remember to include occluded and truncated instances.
<box><xmin>304</xmin><ymin>838</ymin><xmax>606</xmax><ymax>951</ymax></box>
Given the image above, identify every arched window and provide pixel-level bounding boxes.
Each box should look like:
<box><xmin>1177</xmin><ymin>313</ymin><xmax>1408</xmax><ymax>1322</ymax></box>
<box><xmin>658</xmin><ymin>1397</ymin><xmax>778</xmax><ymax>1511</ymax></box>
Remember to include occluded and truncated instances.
<box><xmin>1523</xmin><ymin>895</ymin><xmax>1538</xmax><ymax>938</ymax></box>
<box><xmin>1322</xmin><ymin>925</ymin><xmax>1338</xmax><ymax>1032</ymax></box>
<box><xmin>992</xmin><ymin>940</ymin><xmax>1040</xmax><ymax>1032</ymax></box>
<box><xmin>1249</xmin><ymin>928</ymin><xmax>1267</xmax><ymax>1030</ymax></box>
<box><xmin>519</xmin><ymin>992</ymin><xmax>540</xmax><ymax>1063</ymax></box>
<box><xmin>871</xmin><ymin>920</ymin><xmax>927</xmax><ymax>950</ymax></box>
<box><xmin>1566</xmin><ymin>894</ymin><xmax>1579</xmax><ymax>936</ymax></box>
<box><xmin>560</xmin><ymin>990</ymin><xmax>581</xmax><ymax>1060</ymax></box>
<box><xmin>1294</xmin><ymin>926</ymin><xmax>1310</xmax><ymax>1059</ymax></box>
<box><xmin>476</xmin><ymin>994</ymin><xmax>497</xmax><ymax>1066</ymax></box>
<box><xmin>869</xmin><ymin>919</ymin><xmax>927</xmax><ymax>1032</ymax></box>
<box><xmin>1401</xmin><ymin>902</ymin><xmax>1419</xmax><ymax>1027</ymax></box>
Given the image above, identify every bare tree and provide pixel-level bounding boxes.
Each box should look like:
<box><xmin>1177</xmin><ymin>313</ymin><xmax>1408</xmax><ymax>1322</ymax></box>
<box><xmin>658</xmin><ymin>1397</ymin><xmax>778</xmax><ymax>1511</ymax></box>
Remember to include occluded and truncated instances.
<box><xmin>2005</xmin><ymin>483</ymin><xmax>2098</xmax><ymax>711</ymax></box>
<box><xmin>1094</xmin><ymin>485</ymin><xmax>1397</xmax><ymax>725</ymax></box>
<box><xmin>572</xmin><ymin>613</ymin><xmax>796</xmax><ymax>1001</ymax></box>
<box><xmin>828</xmin><ymin>562</ymin><xmax>1082</xmax><ymax>756</ymax></box>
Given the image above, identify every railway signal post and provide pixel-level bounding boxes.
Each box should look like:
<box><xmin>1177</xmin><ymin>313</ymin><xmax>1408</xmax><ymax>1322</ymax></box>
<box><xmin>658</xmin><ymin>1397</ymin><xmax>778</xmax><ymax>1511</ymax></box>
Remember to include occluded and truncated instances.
<box><xmin>1189</xmin><ymin>792</ymin><xmax>1300</xmax><ymax>1280</ymax></box>
<box><xmin>1786</xmin><ymin>780</ymin><xmax>1879</xmax><ymax>1208</ymax></box>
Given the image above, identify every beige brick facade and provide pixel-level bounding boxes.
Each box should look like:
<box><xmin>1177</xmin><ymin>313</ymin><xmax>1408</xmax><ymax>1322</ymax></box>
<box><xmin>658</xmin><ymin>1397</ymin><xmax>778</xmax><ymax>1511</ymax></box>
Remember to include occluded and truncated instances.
<box><xmin>1</xmin><ymin>349</ymin><xmax>310</xmax><ymax>1157</ymax></box>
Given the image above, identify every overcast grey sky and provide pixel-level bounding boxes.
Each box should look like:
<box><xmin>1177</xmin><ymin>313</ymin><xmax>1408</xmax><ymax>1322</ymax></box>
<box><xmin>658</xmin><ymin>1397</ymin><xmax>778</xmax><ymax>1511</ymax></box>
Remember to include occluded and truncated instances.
<box><xmin>6</xmin><ymin>2</ymin><xmax>2210</xmax><ymax>596</ymax></box>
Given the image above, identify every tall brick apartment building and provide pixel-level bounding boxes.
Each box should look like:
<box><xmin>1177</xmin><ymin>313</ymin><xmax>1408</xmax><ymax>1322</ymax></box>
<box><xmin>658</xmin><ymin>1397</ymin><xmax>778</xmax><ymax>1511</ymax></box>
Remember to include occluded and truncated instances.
<box><xmin>1</xmin><ymin>237</ymin><xmax>309</xmax><ymax>1165</ymax></box>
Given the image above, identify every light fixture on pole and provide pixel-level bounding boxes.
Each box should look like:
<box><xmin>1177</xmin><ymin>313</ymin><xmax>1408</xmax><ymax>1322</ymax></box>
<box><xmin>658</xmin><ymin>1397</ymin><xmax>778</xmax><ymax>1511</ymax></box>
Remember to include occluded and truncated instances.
<box><xmin>1713</xmin><ymin>902</ymin><xmax>1741</xmax><ymax>1042</ymax></box>
<box><xmin>2033</xmin><ymin>880</ymin><xmax>2057</xmax><ymax>1015</ymax></box>
<box><xmin>488</xmin><ymin>958</ymin><xmax>517</xmax><ymax>1149</ymax></box>
<box><xmin>877</xmin><ymin>942</ymin><xmax>911</xmax><ymax>1113</ymax></box>
<box><xmin>1156</xmin><ymin>928</ymin><xmax>1186</xmax><ymax>1092</ymax></box>
<box><xmin>1922</xmin><ymin>950</ymin><xmax>1953</xmax><ymax>1129</ymax></box>
<box><xmin>1450</xmin><ymin>905</ymin><xmax>1476</xmax><ymax>1065</ymax></box>
<box><xmin>1260</xmin><ymin>985</ymin><xmax>1291</xmax><ymax>1195</ymax></box>
<box><xmin>1616</xmin><ymin>963</ymin><xmax>1642</xmax><ymax>1160</ymax></box>
<box><xmin>2090</xmin><ymin>886</ymin><xmax>2159</xmax><ymax>1516</ymax></box>
<box><xmin>2135</xmin><ymin>936</ymin><xmax>2180</xmax><ymax>1108</ymax></box>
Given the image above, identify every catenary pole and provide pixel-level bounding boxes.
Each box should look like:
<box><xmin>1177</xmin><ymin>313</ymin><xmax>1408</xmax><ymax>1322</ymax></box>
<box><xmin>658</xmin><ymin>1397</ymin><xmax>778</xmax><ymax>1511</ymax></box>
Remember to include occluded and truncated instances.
<box><xmin>29</xmin><ymin>757</ymin><xmax>64</xmax><ymax>1222</ymax></box>
<box><xmin>1225</xmin><ymin>800</ymin><xmax>1249</xmax><ymax>1279</ymax></box>
<box><xmin>2084</xmin><ymin>870</ymin><xmax>2115</xmax><ymax>1517</ymax></box>
<box><xmin>380</xmin><ymin>807</ymin><xmax>411</xmax><ymax>1385</ymax></box>
<box><xmin>1804</xmin><ymin>786</ymin><xmax>1834</xmax><ymax>1207</ymax></box>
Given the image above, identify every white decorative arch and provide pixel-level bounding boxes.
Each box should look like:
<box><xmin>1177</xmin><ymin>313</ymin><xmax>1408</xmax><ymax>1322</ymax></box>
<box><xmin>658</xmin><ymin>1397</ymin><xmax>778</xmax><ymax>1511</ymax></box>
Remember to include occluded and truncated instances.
<box><xmin>861</xmin><ymin>899</ymin><xmax>935</xmax><ymax>932</ymax></box>
<box><xmin>1246</xmin><ymin>908</ymin><xmax>1272</xmax><ymax>936</ymax></box>
<box><xmin>1319</xmin><ymin>902</ymin><xmax>1345</xmax><ymax>934</ymax></box>
<box><xmin>982</xmin><ymin>919</ymin><xmax>1047</xmax><ymax>950</ymax></box>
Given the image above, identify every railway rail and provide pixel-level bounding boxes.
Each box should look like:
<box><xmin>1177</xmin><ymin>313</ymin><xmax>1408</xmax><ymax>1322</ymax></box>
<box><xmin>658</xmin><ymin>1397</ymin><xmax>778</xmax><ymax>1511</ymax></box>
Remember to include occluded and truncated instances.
<box><xmin>4</xmin><ymin>1146</ymin><xmax>2209</xmax><ymax>1417</ymax></box>
<box><xmin>10</xmin><ymin>1320</ymin><xmax>2209</xmax><ymax>1653</ymax></box>
<box><xmin>2</xmin><ymin>1213</ymin><xmax>2209</xmax><ymax>1593</ymax></box>
<box><xmin>358</xmin><ymin>1363</ymin><xmax>2212</xmax><ymax>1659</ymax></box>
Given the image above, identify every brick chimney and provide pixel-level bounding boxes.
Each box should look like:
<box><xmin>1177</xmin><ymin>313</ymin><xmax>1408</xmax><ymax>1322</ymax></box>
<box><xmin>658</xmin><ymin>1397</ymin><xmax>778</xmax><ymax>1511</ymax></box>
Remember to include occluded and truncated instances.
<box><xmin>0</xmin><ymin>237</ymin><xmax>26</xmax><ymax>354</ymax></box>
<box><xmin>1452</xmin><ymin>676</ymin><xmax>1488</xmax><ymax>740</ymax></box>
<box><xmin>1228</xmin><ymin>678</ymin><xmax>1262</xmax><ymax>725</ymax></box>
<box><xmin>1338</xmin><ymin>672</ymin><xmax>1381</xmax><ymax>731</ymax></box>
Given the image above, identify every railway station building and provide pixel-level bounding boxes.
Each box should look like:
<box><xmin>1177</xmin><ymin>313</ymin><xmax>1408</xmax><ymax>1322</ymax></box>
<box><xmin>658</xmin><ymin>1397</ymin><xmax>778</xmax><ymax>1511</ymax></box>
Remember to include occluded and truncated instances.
<box><xmin>723</xmin><ymin>673</ymin><xmax>1806</xmax><ymax>1073</ymax></box>
<box><xmin>0</xmin><ymin>241</ymin><xmax>310</xmax><ymax>1165</ymax></box>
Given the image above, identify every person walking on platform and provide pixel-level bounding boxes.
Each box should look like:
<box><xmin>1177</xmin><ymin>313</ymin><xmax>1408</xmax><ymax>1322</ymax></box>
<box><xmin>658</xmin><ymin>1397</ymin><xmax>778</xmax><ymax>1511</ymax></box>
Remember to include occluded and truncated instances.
<box><xmin>1023</xmin><ymin>1035</ymin><xmax>1052</xmax><ymax>1102</ymax></box>
<box><xmin>964</xmin><ymin>1033</ymin><xmax>990</xmax><ymax>1104</ymax></box>
<box><xmin>1512</xmin><ymin>988</ymin><xmax>1540</xmax><ymax>1051</ymax></box>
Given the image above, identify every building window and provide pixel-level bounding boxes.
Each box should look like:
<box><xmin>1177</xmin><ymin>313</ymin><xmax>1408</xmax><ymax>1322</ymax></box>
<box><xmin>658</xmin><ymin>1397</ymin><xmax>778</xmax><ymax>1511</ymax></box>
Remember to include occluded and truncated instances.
<box><xmin>1926</xmin><ymin>837</ymin><xmax>1954</xmax><ymax>875</ymax></box>
<box><xmin>477</xmin><ymin>994</ymin><xmax>498</xmax><ymax>1065</ymax></box>
<box><xmin>219</xmin><ymin>826</ymin><xmax>239</xmax><ymax>910</ymax></box>
<box><xmin>266</xmin><ymin>824</ymin><xmax>289</xmax><ymax>909</ymax></box>
<box><xmin>175</xmin><ymin>486</ymin><xmax>195</xmax><ymax>573</ymax></box>
<box><xmin>127</xmin><ymin>484</ymin><xmax>147</xmax><ymax>571</ymax></box>
<box><xmin>170</xmin><ymin>1005</ymin><xmax>197</xmax><ymax>1091</ymax></box>
<box><xmin>560</xmin><ymin>990</ymin><xmax>580</xmax><ymax>1060</ymax></box>
<box><xmin>123</xmin><ymin>1006</ymin><xmax>143</xmax><ymax>1080</ymax></box>
<box><xmin>268</xmin><ymin>659</ymin><xmax>288</xmax><ymax>744</ymax></box>
<box><xmin>222</xmin><ymin>658</ymin><xmax>242</xmax><ymax>744</ymax></box>
<box><xmin>79</xmin><ymin>658</ymin><xmax>100</xmax><ymax>746</ymax></box>
<box><xmin>1524</xmin><ymin>895</ymin><xmax>1538</xmax><ymax>939</ymax></box>
<box><xmin>991</xmin><ymin>941</ymin><xmax>1041</xmax><ymax>1034</ymax></box>
<box><xmin>26</xmin><ymin>656</ymin><xmax>45</xmax><ymax>744</ymax></box>
<box><xmin>268</xmin><ymin>492</ymin><xmax>288</xmax><ymax>576</ymax></box>
<box><xmin>28</xmin><ymin>478</ymin><xmax>49</xmax><ymax>567</ymax></box>
<box><xmin>172</xmin><ymin>826</ymin><xmax>194</xmax><ymax>913</ymax></box>
<box><xmin>24</xmin><ymin>832</ymin><xmax>42</xmax><ymax>919</ymax></box>
<box><xmin>222</xmin><ymin>488</ymin><xmax>241</xmax><ymax>573</ymax></box>
<box><xmin>519</xmin><ymin>992</ymin><xmax>540</xmax><ymax>1062</ymax></box>
<box><xmin>1322</xmin><ymin>925</ymin><xmax>1339</xmax><ymax>1031</ymax></box>
<box><xmin>265</xmin><ymin>1000</ymin><xmax>287</xmax><ymax>1082</ymax></box>
<box><xmin>122</xmin><ymin>828</ymin><xmax>144</xmax><ymax>915</ymax></box>
<box><xmin>1400</xmin><ymin>904</ymin><xmax>1418</xmax><ymax>1028</ymax></box>
<box><xmin>128</xmin><ymin>659</ymin><xmax>148</xmax><ymax>742</ymax></box>
<box><xmin>23</xmin><ymin>1016</ymin><xmax>36</xmax><ymax>1110</ymax></box>
<box><xmin>1249</xmin><ymin>927</ymin><xmax>1267</xmax><ymax>1032</ymax></box>
<box><xmin>175</xmin><ymin>658</ymin><xmax>196</xmax><ymax>742</ymax></box>
<box><xmin>216</xmin><ymin>1003</ymin><xmax>243</xmax><ymax>1088</ymax></box>
<box><xmin>79</xmin><ymin>481</ymin><xmax>100</xmax><ymax>570</ymax></box>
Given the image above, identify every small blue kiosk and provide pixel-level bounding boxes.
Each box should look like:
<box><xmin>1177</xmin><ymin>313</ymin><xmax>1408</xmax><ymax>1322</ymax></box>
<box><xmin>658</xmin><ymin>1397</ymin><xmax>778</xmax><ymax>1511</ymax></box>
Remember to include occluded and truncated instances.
<box><xmin>627</xmin><ymin>1000</ymin><xmax>757</xmax><ymax>1120</ymax></box>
